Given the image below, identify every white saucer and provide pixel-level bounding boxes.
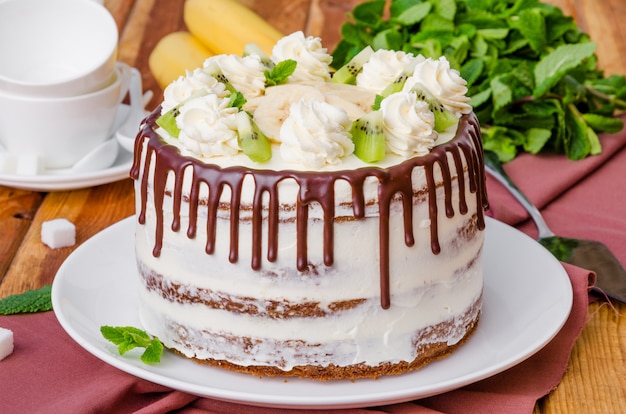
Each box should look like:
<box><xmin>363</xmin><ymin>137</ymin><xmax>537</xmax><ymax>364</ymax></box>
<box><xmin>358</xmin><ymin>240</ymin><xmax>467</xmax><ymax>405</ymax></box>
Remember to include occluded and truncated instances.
<box><xmin>0</xmin><ymin>104</ymin><xmax>135</xmax><ymax>191</ymax></box>
<box><xmin>52</xmin><ymin>217</ymin><xmax>573</xmax><ymax>409</ymax></box>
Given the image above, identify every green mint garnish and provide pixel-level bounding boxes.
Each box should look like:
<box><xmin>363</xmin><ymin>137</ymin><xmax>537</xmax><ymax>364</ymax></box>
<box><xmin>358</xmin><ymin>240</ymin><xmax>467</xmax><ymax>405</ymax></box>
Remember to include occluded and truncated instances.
<box><xmin>227</xmin><ymin>91</ymin><xmax>247</xmax><ymax>110</ymax></box>
<box><xmin>100</xmin><ymin>325</ymin><xmax>164</xmax><ymax>364</ymax></box>
<box><xmin>0</xmin><ymin>285</ymin><xmax>53</xmax><ymax>315</ymax></box>
<box><xmin>265</xmin><ymin>59</ymin><xmax>297</xmax><ymax>86</ymax></box>
<box><xmin>332</xmin><ymin>0</ymin><xmax>626</xmax><ymax>162</ymax></box>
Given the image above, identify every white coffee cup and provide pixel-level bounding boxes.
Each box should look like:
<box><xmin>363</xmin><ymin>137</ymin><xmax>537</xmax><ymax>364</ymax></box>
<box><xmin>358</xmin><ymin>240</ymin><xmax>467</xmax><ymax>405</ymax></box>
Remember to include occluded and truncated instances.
<box><xmin>0</xmin><ymin>0</ymin><xmax>118</xmax><ymax>98</ymax></box>
<box><xmin>0</xmin><ymin>62</ymin><xmax>132</xmax><ymax>170</ymax></box>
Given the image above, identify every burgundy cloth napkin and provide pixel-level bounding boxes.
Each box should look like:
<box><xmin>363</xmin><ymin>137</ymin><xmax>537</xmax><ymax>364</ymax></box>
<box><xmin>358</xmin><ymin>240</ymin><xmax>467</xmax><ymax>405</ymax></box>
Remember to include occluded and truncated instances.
<box><xmin>2</xmin><ymin>121</ymin><xmax>625</xmax><ymax>413</ymax></box>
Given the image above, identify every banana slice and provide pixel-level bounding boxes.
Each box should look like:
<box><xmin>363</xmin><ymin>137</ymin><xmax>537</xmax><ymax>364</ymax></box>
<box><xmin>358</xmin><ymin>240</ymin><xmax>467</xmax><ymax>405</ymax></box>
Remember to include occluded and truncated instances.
<box><xmin>251</xmin><ymin>82</ymin><xmax>377</xmax><ymax>141</ymax></box>
<box><xmin>319</xmin><ymin>83</ymin><xmax>376</xmax><ymax>121</ymax></box>
<box><xmin>252</xmin><ymin>84</ymin><xmax>325</xmax><ymax>140</ymax></box>
<box><xmin>324</xmin><ymin>94</ymin><xmax>367</xmax><ymax>121</ymax></box>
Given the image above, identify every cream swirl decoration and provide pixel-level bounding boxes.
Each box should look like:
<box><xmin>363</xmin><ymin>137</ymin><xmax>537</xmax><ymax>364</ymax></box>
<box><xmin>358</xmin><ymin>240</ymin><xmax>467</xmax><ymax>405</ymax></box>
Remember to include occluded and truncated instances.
<box><xmin>381</xmin><ymin>91</ymin><xmax>437</xmax><ymax>157</ymax></box>
<box><xmin>176</xmin><ymin>94</ymin><xmax>240</xmax><ymax>158</ymax></box>
<box><xmin>403</xmin><ymin>57</ymin><xmax>472</xmax><ymax>115</ymax></box>
<box><xmin>161</xmin><ymin>68</ymin><xmax>227</xmax><ymax>113</ymax></box>
<box><xmin>279</xmin><ymin>99</ymin><xmax>354</xmax><ymax>168</ymax></box>
<box><xmin>356</xmin><ymin>50</ymin><xmax>424</xmax><ymax>94</ymax></box>
<box><xmin>271</xmin><ymin>31</ymin><xmax>332</xmax><ymax>83</ymax></box>
<box><xmin>203</xmin><ymin>54</ymin><xmax>266</xmax><ymax>99</ymax></box>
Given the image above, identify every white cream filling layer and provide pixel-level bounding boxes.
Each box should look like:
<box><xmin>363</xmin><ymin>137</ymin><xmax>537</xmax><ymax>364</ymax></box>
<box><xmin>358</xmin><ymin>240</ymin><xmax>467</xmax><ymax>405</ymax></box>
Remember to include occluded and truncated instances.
<box><xmin>138</xmin><ymin>264</ymin><xmax>482</xmax><ymax>370</ymax></box>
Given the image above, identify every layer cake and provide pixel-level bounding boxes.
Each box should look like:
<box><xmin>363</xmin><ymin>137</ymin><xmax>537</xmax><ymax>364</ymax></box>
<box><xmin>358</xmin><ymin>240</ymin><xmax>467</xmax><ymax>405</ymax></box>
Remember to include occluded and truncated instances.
<box><xmin>131</xmin><ymin>32</ymin><xmax>488</xmax><ymax>380</ymax></box>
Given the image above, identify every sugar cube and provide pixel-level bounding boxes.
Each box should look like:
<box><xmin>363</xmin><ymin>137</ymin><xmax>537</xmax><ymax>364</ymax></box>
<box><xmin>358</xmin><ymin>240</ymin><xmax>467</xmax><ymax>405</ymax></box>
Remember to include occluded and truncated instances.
<box><xmin>0</xmin><ymin>327</ymin><xmax>14</xmax><ymax>361</ymax></box>
<box><xmin>41</xmin><ymin>218</ymin><xmax>76</xmax><ymax>249</ymax></box>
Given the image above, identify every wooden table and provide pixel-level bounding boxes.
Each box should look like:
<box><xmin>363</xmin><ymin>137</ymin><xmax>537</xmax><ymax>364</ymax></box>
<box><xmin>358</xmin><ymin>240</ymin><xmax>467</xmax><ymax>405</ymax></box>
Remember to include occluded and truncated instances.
<box><xmin>1</xmin><ymin>1</ymin><xmax>624</xmax><ymax>412</ymax></box>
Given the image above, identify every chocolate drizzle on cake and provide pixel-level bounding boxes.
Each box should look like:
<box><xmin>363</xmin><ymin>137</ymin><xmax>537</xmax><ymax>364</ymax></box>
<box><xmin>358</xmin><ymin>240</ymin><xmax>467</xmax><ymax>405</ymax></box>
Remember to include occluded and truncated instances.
<box><xmin>131</xmin><ymin>109</ymin><xmax>488</xmax><ymax>309</ymax></box>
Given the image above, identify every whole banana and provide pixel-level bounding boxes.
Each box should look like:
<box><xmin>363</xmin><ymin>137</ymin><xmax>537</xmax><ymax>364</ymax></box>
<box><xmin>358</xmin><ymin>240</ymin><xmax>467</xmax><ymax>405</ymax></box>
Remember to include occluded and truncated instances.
<box><xmin>184</xmin><ymin>0</ymin><xmax>283</xmax><ymax>56</ymax></box>
<box><xmin>149</xmin><ymin>31</ymin><xmax>213</xmax><ymax>89</ymax></box>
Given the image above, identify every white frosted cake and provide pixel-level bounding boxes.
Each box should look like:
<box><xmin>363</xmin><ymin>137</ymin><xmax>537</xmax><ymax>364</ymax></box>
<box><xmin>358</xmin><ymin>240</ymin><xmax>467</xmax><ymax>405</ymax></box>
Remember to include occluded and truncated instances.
<box><xmin>131</xmin><ymin>31</ymin><xmax>488</xmax><ymax>380</ymax></box>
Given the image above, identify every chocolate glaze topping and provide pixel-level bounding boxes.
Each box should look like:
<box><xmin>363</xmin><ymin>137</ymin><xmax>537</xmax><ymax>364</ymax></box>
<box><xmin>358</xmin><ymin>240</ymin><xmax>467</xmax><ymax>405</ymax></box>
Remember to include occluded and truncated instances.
<box><xmin>131</xmin><ymin>109</ymin><xmax>488</xmax><ymax>309</ymax></box>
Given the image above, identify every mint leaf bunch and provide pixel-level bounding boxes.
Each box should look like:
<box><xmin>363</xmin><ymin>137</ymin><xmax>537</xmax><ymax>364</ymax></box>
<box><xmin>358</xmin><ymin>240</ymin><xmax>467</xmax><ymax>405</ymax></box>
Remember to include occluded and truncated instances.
<box><xmin>0</xmin><ymin>285</ymin><xmax>53</xmax><ymax>315</ymax></box>
<box><xmin>100</xmin><ymin>326</ymin><xmax>164</xmax><ymax>364</ymax></box>
<box><xmin>332</xmin><ymin>0</ymin><xmax>626</xmax><ymax>161</ymax></box>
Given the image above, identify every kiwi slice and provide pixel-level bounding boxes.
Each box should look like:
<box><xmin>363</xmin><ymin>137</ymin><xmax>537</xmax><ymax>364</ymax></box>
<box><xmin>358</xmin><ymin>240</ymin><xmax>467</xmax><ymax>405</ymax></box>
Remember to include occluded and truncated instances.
<box><xmin>373</xmin><ymin>77</ymin><xmax>409</xmax><ymax>110</ymax></box>
<box><xmin>379</xmin><ymin>77</ymin><xmax>406</xmax><ymax>98</ymax></box>
<box><xmin>156</xmin><ymin>106</ymin><xmax>181</xmax><ymax>138</ymax></box>
<box><xmin>243</xmin><ymin>42</ymin><xmax>274</xmax><ymax>69</ymax></box>
<box><xmin>331</xmin><ymin>46</ymin><xmax>374</xmax><ymax>85</ymax></box>
<box><xmin>235</xmin><ymin>111</ymin><xmax>272</xmax><ymax>162</ymax></box>
<box><xmin>350</xmin><ymin>110</ymin><xmax>386</xmax><ymax>163</ymax></box>
<box><xmin>204</xmin><ymin>60</ymin><xmax>237</xmax><ymax>94</ymax></box>
<box><xmin>372</xmin><ymin>60</ymin><xmax>421</xmax><ymax>110</ymax></box>
<box><xmin>409</xmin><ymin>83</ymin><xmax>458</xmax><ymax>132</ymax></box>
<box><xmin>155</xmin><ymin>89</ymin><xmax>210</xmax><ymax>138</ymax></box>
<box><xmin>379</xmin><ymin>60</ymin><xmax>420</xmax><ymax>98</ymax></box>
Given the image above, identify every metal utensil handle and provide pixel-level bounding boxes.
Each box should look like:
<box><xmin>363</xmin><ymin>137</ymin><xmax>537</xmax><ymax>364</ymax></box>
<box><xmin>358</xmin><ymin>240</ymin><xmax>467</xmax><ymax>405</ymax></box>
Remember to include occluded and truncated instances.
<box><xmin>484</xmin><ymin>154</ymin><xmax>556</xmax><ymax>239</ymax></box>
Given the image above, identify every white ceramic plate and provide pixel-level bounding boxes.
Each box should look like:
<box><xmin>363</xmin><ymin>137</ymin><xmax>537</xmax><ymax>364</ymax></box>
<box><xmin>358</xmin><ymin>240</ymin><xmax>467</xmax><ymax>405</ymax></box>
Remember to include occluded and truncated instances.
<box><xmin>52</xmin><ymin>216</ymin><xmax>572</xmax><ymax>409</ymax></box>
<box><xmin>0</xmin><ymin>104</ymin><xmax>134</xmax><ymax>191</ymax></box>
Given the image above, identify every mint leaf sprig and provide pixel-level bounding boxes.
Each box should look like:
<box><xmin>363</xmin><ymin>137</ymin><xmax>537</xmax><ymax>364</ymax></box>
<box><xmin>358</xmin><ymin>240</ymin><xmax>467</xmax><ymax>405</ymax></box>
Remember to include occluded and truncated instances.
<box><xmin>264</xmin><ymin>59</ymin><xmax>297</xmax><ymax>86</ymax></box>
<box><xmin>0</xmin><ymin>285</ymin><xmax>53</xmax><ymax>315</ymax></box>
<box><xmin>100</xmin><ymin>326</ymin><xmax>164</xmax><ymax>364</ymax></box>
<box><xmin>332</xmin><ymin>0</ymin><xmax>626</xmax><ymax>162</ymax></box>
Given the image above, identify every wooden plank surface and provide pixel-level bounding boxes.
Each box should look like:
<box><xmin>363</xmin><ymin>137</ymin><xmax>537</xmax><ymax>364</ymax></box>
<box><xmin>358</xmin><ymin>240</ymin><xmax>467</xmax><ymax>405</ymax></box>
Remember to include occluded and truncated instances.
<box><xmin>0</xmin><ymin>0</ymin><xmax>624</xmax><ymax>412</ymax></box>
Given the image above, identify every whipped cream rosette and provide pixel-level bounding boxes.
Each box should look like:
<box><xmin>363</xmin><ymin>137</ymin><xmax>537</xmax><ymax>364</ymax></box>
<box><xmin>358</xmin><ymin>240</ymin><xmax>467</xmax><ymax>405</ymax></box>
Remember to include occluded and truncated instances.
<box><xmin>403</xmin><ymin>56</ymin><xmax>472</xmax><ymax>116</ymax></box>
<box><xmin>270</xmin><ymin>30</ymin><xmax>333</xmax><ymax>83</ymax></box>
<box><xmin>279</xmin><ymin>99</ymin><xmax>354</xmax><ymax>168</ymax></box>
<box><xmin>161</xmin><ymin>68</ymin><xmax>228</xmax><ymax>113</ymax></box>
<box><xmin>356</xmin><ymin>49</ymin><xmax>424</xmax><ymax>94</ymax></box>
<box><xmin>380</xmin><ymin>91</ymin><xmax>436</xmax><ymax>157</ymax></box>
<box><xmin>176</xmin><ymin>94</ymin><xmax>240</xmax><ymax>158</ymax></box>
